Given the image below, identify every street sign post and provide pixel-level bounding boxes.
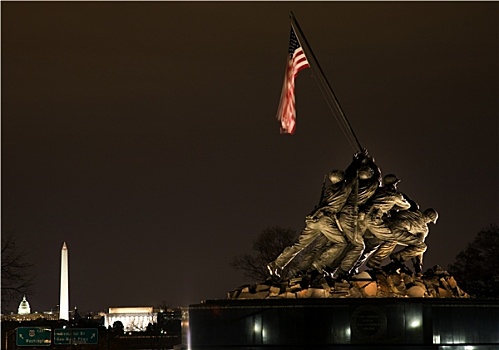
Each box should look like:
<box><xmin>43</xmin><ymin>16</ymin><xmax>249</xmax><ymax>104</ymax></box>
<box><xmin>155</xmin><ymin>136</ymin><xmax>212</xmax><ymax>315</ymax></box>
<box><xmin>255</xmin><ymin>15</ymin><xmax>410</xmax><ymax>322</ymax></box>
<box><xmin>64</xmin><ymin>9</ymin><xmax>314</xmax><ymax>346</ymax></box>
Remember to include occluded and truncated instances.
<box><xmin>16</xmin><ymin>327</ymin><xmax>51</xmax><ymax>346</ymax></box>
<box><xmin>54</xmin><ymin>328</ymin><xmax>98</xmax><ymax>345</ymax></box>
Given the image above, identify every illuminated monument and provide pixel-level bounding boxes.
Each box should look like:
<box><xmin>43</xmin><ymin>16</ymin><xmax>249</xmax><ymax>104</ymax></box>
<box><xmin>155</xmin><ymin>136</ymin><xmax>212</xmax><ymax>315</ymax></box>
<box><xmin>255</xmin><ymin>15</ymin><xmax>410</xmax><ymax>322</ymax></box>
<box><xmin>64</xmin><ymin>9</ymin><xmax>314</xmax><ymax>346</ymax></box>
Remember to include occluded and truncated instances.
<box><xmin>59</xmin><ymin>242</ymin><xmax>69</xmax><ymax>321</ymax></box>
<box><xmin>184</xmin><ymin>14</ymin><xmax>499</xmax><ymax>350</ymax></box>
<box><xmin>104</xmin><ymin>307</ymin><xmax>158</xmax><ymax>332</ymax></box>
<box><xmin>18</xmin><ymin>295</ymin><xmax>31</xmax><ymax>315</ymax></box>
<box><xmin>185</xmin><ymin>150</ymin><xmax>499</xmax><ymax>348</ymax></box>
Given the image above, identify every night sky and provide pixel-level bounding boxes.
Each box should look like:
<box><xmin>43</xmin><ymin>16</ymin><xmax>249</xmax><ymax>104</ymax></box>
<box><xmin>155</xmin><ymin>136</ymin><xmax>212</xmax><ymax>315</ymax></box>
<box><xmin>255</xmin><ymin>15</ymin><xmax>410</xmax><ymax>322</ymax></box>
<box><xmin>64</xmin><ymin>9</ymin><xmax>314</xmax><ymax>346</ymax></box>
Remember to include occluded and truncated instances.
<box><xmin>2</xmin><ymin>2</ymin><xmax>497</xmax><ymax>313</ymax></box>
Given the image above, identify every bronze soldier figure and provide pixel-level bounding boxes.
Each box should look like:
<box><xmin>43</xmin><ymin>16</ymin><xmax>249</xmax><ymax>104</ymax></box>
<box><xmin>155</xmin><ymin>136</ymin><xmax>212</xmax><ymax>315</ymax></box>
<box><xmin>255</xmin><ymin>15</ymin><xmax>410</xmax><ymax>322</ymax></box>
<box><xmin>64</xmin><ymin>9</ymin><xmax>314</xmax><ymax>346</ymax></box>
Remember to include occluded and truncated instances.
<box><xmin>351</xmin><ymin>174</ymin><xmax>418</xmax><ymax>273</ymax></box>
<box><xmin>267</xmin><ymin>151</ymin><xmax>377</xmax><ymax>279</ymax></box>
<box><xmin>326</xmin><ymin>152</ymin><xmax>382</xmax><ymax>280</ymax></box>
<box><xmin>385</xmin><ymin>208</ymin><xmax>439</xmax><ymax>273</ymax></box>
<box><xmin>354</xmin><ymin>175</ymin><xmax>428</xmax><ymax>274</ymax></box>
<box><xmin>266</xmin><ymin>169</ymin><xmax>353</xmax><ymax>279</ymax></box>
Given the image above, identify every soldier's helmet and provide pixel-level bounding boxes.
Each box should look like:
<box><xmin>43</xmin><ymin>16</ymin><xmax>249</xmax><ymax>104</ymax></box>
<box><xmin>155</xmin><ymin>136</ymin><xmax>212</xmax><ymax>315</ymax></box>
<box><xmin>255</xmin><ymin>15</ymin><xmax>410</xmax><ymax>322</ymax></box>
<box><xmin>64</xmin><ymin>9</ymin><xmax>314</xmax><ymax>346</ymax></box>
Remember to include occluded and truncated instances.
<box><xmin>358</xmin><ymin>166</ymin><xmax>374</xmax><ymax>180</ymax></box>
<box><xmin>424</xmin><ymin>208</ymin><xmax>439</xmax><ymax>224</ymax></box>
<box><xmin>383</xmin><ymin>174</ymin><xmax>400</xmax><ymax>186</ymax></box>
<box><xmin>329</xmin><ymin>170</ymin><xmax>345</xmax><ymax>184</ymax></box>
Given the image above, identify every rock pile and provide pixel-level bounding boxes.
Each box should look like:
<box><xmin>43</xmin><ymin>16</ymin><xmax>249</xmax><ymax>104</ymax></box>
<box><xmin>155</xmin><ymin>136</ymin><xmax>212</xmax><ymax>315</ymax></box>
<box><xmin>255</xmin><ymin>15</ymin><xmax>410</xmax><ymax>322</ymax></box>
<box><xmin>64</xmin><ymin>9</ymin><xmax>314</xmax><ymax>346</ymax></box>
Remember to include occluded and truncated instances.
<box><xmin>228</xmin><ymin>265</ymin><xmax>469</xmax><ymax>300</ymax></box>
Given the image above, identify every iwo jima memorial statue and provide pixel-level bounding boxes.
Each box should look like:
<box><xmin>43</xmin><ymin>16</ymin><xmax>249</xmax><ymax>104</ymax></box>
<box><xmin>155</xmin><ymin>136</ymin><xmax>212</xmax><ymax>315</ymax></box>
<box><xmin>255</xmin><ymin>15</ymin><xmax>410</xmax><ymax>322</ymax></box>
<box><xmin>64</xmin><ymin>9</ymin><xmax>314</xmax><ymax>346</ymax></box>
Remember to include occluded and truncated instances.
<box><xmin>186</xmin><ymin>13</ymin><xmax>498</xmax><ymax>350</ymax></box>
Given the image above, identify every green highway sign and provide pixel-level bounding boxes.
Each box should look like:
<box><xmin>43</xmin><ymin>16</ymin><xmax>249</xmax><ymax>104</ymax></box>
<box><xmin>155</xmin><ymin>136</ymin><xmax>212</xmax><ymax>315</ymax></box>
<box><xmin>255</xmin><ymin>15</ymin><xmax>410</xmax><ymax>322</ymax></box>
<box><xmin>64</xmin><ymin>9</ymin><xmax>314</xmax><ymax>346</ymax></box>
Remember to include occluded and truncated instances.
<box><xmin>16</xmin><ymin>327</ymin><xmax>51</xmax><ymax>346</ymax></box>
<box><xmin>54</xmin><ymin>328</ymin><xmax>98</xmax><ymax>345</ymax></box>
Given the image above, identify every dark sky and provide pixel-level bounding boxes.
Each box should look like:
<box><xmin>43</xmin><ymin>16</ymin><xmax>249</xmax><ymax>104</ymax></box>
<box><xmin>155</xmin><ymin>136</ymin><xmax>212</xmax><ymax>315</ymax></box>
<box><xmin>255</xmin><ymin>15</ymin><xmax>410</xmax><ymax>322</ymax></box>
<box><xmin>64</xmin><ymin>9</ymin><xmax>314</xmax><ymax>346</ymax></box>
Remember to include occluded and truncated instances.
<box><xmin>2</xmin><ymin>2</ymin><xmax>498</xmax><ymax>313</ymax></box>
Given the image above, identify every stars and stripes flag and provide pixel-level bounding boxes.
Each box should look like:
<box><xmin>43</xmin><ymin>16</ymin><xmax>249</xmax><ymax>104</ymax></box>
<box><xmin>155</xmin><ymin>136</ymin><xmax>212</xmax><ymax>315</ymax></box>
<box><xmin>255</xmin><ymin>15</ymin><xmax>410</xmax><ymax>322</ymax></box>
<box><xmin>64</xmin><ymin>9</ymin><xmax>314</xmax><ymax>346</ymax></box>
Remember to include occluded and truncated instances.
<box><xmin>276</xmin><ymin>25</ymin><xmax>310</xmax><ymax>134</ymax></box>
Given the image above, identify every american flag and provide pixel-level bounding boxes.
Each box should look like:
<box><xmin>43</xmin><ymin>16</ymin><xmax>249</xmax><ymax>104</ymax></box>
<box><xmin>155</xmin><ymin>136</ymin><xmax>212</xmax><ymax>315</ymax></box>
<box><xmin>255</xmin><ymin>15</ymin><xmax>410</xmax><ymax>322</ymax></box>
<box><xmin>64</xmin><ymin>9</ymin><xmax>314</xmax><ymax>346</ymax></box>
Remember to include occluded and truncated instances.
<box><xmin>276</xmin><ymin>25</ymin><xmax>310</xmax><ymax>134</ymax></box>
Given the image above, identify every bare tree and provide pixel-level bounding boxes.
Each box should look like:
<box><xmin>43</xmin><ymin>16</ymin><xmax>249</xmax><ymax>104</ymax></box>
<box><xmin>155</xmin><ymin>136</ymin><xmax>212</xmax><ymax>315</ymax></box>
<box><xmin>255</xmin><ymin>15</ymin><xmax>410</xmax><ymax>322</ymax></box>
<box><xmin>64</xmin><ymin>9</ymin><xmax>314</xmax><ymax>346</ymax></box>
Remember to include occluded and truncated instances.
<box><xmin>230</xmin><ymin>226</ymin><xmax>297</xmax><ymax>282</ymax></box>
<box><xmin>1</xmin><ymin>231</ymin><xmax>34</xmax><ymax>312</ymax></box>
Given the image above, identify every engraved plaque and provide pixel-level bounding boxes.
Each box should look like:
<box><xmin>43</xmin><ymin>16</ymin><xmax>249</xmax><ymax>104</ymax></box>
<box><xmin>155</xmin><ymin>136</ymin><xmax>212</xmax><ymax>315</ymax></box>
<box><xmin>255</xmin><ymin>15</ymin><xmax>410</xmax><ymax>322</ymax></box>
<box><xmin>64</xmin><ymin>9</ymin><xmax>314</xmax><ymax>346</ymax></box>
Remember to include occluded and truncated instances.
<box><xmin>351</xmin><ymin>305</ymin><xmax>387</xmax><ymax>341</ymax></box>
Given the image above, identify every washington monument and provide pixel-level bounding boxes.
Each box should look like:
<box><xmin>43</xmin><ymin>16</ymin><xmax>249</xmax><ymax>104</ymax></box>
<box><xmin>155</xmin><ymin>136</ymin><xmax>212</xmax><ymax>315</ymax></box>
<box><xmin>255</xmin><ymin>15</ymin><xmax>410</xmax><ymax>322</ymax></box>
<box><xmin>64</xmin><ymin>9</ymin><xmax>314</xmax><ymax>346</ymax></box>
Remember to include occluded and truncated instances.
<box><xmin>60</xmin><ymin>242</ymin><xmax>69</xmax><ymax>320</ymax></box>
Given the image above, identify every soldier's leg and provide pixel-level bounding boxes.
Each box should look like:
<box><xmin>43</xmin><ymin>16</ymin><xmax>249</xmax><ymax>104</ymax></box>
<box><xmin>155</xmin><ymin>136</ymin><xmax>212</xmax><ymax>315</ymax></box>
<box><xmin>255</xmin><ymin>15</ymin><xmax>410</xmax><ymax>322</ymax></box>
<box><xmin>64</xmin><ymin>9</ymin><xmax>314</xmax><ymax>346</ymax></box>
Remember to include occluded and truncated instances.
<box><xmin>325</xmin><ymin>246</ymin><xmax>349</xmax><ymax>273</ymax></box>
<box><xmin>337</xmin><ymin>217</ymin><xmax>365</xmax><ymax>276</ymax></box>
<box><xmin>272</xmin><ymin>221</ymin><xmax>322</xmax><ymax>270</ymax></box>
<box><xmin>294</xmin><ymin>235</ymin><xmax>330</xmax><ymax>273</ymax></box>
<box><xmin>322</xmin><ymin>209</ymin><xmax>366</xmax><ymax>278</ymax></box>
<box><xmin>353</xmin><ymin>234</ymin><xmax>383</xmax><ymax>271</ymax></box>
<box><xmin>390</xmin><ymin>237</ymin><xmax>427</xmax><ymax>264</ymax></box>
<box><xmin>337</xmin><ymin>236</ymin><xmax>364</xmax><ymax>276</ymax></box>
<box><xmin>388</xmin><ymin>231</ymin><xmax>427</xmax><ymax>273</ymax></box>
<box><xmin>366</xmin><ymin>240</ymin><xmax>398</xmax><ymax>269</ymax></box>
<box><xmin>313</xmin><ymin>216</ymin><xmax>347</xmax><ymax>272</ymax></box>
<box><xmin>339</xmin><ymin>217</ymin><xmax>389</xmax><ymax>274</ymax></box>
<box><xmin>312</xmin><ymin>245</ymin><xmax>342</xmax><ymax>273</ymax></box>
<box><xmin>410</xmin><ymin>254</ymin><xmax>424</xmax><ymax>274</ymax></box>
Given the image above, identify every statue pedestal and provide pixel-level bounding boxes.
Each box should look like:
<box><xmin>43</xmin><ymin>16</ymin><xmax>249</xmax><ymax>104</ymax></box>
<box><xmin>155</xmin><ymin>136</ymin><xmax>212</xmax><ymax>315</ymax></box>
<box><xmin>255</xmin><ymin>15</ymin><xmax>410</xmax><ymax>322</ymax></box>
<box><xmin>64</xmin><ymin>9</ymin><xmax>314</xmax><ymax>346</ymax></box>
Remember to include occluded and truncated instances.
<box><xmin>185</xmin><ymin>298</ymin><xmax>499</xmax><ymax>349</ymax></box>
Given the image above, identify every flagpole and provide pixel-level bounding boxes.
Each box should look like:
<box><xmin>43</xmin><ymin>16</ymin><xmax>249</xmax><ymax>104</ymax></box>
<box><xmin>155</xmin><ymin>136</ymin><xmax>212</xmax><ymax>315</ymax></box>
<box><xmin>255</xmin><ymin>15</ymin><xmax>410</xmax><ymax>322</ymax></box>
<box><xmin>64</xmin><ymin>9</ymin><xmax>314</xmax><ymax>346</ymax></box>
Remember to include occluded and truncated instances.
<box><xmin>290</xmin><ymin>12</ymin><xmax>364</xmax><ymax>153</ymax></box>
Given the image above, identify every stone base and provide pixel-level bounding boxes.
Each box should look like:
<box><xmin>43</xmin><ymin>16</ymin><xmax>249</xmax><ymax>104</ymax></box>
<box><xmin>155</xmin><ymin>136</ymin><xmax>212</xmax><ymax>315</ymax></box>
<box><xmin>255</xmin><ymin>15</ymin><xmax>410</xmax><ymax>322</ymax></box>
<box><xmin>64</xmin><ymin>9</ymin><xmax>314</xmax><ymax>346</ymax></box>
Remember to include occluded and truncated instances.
<box><xmin>186</xmin><ymin>298</ymin><xmax>499</xmax><ymax>350</ymax></box>
<box><xmin>228</xmin><ymin>265</ymin><xmax>469</xmax><ymax>300</ymax></box>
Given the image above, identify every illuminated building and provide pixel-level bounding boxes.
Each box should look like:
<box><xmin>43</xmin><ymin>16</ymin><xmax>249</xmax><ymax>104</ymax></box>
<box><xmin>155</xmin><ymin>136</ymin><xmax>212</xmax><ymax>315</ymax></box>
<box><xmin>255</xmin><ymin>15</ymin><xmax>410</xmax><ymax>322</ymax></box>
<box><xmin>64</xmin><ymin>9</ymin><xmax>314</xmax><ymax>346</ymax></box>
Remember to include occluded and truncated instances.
<box><xmin>17</xmin><ymin>295</ymin><xmax>31</xmax><ymax>315</ymax></box>
<box><xmin>1</xmin><ymin>295</ymin><xmax>59</xmax><ymax>322</ymax></box>
<box><xmin>104</xmin><ymin>307</ymin><xmax>158</xmax><ymax>332</ymax></box>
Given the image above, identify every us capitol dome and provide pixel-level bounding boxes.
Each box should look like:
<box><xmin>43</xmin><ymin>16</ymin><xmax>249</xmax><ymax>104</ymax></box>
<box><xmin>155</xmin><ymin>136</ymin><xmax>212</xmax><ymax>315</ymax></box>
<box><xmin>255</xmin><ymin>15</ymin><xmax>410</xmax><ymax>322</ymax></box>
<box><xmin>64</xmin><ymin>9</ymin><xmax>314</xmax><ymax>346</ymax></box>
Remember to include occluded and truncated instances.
<box><xmin>17</xmin><ymin>295</ymin><xmax>31</xmax><ymax>315</ymax></box>
<box><xmin>1</xmin><ymin>295</ymin><xmax>58</xmax><ymax>321</ymax></box>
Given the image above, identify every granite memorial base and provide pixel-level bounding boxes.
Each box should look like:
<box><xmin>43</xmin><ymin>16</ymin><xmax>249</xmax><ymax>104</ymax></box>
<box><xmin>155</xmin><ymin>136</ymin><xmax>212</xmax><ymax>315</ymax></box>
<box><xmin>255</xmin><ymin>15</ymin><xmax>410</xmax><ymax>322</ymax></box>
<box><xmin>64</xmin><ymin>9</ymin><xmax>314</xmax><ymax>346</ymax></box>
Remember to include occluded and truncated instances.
<box><xmin>185</xmin><ymin>298</ymin><xmax>499</xmax><ymax>350</ymax></box>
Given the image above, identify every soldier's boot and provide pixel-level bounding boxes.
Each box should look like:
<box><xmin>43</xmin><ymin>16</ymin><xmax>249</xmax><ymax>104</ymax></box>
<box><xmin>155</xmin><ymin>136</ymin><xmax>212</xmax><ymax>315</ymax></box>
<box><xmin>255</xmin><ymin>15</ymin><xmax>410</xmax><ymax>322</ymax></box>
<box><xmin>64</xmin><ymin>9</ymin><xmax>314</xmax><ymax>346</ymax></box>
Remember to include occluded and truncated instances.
<box><xmin>266</xmin><ymin>262</ymin><xmax>283</xmax><ymax>279</ymax></box>
<box><xmin>386</xmin><ymin>253</ymin><xmax>409</xmax><ymax>273</ymax></box>
<box><xmin>411</xmin><ymin>257</ymin><xmax>423</xmax><ymax>275</ymax></box>
<box><xmin>391</xmin><ymin>253</ymin><xmax>417</xmax><ymax>275</ymax></box>
<box><xmin>331</xmin><ymin>268</ymin><xmax>349</xmax><ymax>282</ymax></box>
